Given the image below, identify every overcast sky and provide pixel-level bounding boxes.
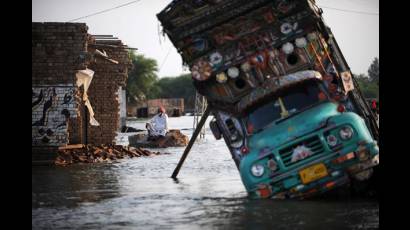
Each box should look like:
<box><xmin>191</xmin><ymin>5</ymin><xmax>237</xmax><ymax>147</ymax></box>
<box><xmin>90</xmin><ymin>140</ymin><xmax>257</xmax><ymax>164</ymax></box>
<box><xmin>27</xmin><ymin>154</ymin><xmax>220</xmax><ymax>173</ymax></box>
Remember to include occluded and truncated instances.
<box><xmin>32</xmin><ymin>0</ymin><xmax>379</xmax><ymax>77</ymax></box>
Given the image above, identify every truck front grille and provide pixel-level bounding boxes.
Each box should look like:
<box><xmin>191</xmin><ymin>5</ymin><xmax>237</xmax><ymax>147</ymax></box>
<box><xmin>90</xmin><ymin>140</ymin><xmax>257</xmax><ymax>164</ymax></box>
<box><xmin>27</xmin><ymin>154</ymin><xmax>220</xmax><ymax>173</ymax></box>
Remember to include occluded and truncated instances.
<box><xmin>278</xmin><ymin>136</ymin><xmax>325</xmax><ymax>167</ymax></box>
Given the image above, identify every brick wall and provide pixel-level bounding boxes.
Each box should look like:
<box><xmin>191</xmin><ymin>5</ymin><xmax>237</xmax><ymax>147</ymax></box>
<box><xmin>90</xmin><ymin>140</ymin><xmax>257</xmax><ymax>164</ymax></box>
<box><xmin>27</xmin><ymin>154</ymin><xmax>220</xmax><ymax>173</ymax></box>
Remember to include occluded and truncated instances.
<box><xmin>32</xmin><ymin>22</ymin><xmax>88</xmax><ymax>85</ymax></box>
<box><xmin>32</xmin><ymin>22</ymin><xmax>88</xmax><ymax>149</ymax></box>
<box><xmin>85</xmin><ymin>39</ymin><xmax>131</xmax><ymax>145</ymax></box>
<box><xmin>32</xmin><ymin>22</ymin><xmax>131</xmax><ymax>155</ymax></box>
<box><xmin>32</xmin><ymin>85</ymin><xmax>78</xmax><ymax>146</ymax></box>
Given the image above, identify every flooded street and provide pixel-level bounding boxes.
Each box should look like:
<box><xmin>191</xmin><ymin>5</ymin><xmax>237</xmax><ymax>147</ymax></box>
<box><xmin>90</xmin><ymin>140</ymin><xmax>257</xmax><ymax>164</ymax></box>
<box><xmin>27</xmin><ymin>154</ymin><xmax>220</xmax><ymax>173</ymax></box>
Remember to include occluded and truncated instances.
<box><xmin>32</xmin><ymin>116</ymin><xmax>378</xmax><ymax>229</ymax></box>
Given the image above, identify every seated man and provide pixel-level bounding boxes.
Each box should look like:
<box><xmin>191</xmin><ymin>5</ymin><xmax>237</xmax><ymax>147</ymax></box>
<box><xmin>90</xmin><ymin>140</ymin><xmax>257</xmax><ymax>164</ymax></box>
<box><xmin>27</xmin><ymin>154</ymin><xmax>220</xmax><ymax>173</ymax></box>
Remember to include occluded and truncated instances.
<box><xmin>146</xmin><ymin>106</ymin><xmax>169</xmax><ymax>141</ymax></box>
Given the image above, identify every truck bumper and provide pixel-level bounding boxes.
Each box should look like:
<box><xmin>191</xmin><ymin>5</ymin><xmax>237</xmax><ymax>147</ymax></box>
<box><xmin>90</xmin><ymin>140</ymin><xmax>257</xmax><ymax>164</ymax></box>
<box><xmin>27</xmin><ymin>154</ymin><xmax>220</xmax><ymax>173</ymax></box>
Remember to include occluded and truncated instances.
<box><xmin>247</xmin><ymin>140</ymin><xmax>379</xmax><ymax>199</ymax></box>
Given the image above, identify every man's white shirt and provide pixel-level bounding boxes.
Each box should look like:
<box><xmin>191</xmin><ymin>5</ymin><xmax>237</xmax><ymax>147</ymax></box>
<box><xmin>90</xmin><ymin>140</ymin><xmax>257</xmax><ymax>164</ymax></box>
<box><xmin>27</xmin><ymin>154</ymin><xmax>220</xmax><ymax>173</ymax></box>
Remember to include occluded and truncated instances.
<box><xmin>149</xmin><ymin>113</ymin><xmax>169</xmax><ymax>136</ymax></box>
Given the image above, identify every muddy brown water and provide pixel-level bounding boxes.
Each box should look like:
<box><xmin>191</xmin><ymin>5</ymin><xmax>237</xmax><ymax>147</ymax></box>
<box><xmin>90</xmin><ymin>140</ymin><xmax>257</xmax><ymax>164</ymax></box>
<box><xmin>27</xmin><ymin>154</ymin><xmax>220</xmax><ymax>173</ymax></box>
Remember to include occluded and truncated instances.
<box><xmin>32</xmin><ymin>116</ymin><xmax>378</xmax><ymax>229</ymax></box>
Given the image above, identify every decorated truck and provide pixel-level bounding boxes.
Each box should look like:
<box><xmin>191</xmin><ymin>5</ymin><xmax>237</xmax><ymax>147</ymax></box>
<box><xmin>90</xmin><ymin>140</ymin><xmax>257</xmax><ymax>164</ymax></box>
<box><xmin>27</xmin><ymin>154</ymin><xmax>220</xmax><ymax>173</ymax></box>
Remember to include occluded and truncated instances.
<box><xmin>157</xmin><ymin>0</ymin><xmax>379</xmax><ymax>199</ymax></box>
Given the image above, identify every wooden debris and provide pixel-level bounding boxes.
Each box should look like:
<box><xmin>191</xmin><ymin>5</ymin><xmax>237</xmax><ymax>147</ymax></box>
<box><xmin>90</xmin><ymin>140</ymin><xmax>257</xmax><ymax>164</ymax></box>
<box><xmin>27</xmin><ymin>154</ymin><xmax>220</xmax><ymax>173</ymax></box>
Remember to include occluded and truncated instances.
<box><xmin>58</xmin><ymin>144</ymin><xmax>85</xmax><ymax>150</ymax></box>
<box><xmin>54</xmin><ymin>144</ymin><xmax>169</xmax><ymax>166</ymax></box>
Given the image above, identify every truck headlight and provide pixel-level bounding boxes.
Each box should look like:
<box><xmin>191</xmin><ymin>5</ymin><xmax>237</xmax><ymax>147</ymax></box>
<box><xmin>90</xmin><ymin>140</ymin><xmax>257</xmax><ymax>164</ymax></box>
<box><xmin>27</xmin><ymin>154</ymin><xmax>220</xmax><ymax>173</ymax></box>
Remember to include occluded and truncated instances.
<box><xmin>327</xmin><ymin>134</ymin><xmax>338</xmax><ymax>147</ymax></box>
<box><xmin>231</xmin><ymin>133</ymin><xmax>238</xmax><ymax>141</ymax></box>
<box><xmin>251</xmin><ymin>164</ymin><xmax>265</xmax><ymax>177</ymax></box>
<box><xmin>230</xmin><ymin>134</ymin><xmax>243</xmax><ymax>148</ymax></box>
<box><xmin>339</xmin><ymin>126</ymin><xmax>353</xmax><ymax>140</ymax></box>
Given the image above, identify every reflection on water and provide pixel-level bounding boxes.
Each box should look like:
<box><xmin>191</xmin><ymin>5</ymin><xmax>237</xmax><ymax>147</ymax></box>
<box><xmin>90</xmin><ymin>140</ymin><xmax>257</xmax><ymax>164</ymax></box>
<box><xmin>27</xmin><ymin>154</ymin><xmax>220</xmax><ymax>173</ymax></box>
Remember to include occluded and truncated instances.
<box><xmin>32</xmin><ymin>164</ymin><xmax>120</xmax><ymax>208</ymax></box>
<box><xmin>32</xmin><ymin>116</ymin><xmax>378</xmax><ymax>229</ymax></box>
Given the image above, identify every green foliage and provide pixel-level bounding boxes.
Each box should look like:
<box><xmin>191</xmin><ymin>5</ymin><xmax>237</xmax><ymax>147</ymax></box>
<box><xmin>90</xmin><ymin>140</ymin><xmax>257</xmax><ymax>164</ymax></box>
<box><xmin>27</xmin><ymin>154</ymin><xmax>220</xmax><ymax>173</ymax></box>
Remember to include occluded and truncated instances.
<box><xmin>126</xmin><ymin>55</ymin><xmax>196</xmax><ymax>108</ymax></box>
<box><xmin>126</xmin><ymin>51</ymin><xmax>159</xmax><ymax>102</ymax></box>
<box><xmin>153</xmin><ymin>74</ymin><xmax>196</xmax><ymax>108</ymax></box>
<box><xmin>368</xmin><ymin>57</ymin><xmax>379</xmax><ymax>84</ymax></box>
<box><xmin>355</xmin><ymin>74</ymin><xmax>379</xmax><ymax>99</ymax></box>
<box><xmin>353</xmin><ymin>57</ymin><xmax>379</xmax><ymax>99</ymax></box>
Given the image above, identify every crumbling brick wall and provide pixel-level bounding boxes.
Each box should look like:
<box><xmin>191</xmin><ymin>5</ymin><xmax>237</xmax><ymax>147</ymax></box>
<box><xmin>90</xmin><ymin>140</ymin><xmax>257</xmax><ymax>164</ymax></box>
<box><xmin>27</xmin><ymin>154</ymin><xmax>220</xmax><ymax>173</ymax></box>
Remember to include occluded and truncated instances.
<box><xmin>32</xmin><ymin>22</ymin><xmax>131</xmax><ymax>157</ymax></box>
<box><xmin>85</xmin><ymin>38</ymin><xmax>131</xmax><ymax>145</ymax></box>
<box><xmin>32</xmin><ymin>22</ymin><xmax>88</xmax><ymax>150</ymax></box>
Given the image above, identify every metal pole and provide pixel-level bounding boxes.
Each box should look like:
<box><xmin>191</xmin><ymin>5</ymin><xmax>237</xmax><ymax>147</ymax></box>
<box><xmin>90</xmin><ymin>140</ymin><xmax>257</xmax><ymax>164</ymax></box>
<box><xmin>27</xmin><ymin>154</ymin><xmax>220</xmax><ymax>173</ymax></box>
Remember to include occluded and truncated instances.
<box><xmin>201</xmin><ymin>96</ymin><xmax>207</xmax><ymax>138</ymax></box>
<box><xmin>171</xmin><ymin>106</ymin><xmax>211</xmax><ymax>178</ymax></box>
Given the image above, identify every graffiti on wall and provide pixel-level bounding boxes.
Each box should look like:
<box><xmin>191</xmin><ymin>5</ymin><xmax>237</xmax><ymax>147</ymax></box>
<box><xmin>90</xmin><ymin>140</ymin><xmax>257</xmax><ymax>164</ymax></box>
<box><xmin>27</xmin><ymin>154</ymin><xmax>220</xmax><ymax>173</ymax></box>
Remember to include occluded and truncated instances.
<box><xmin>32</xmin><ymin>85</ymin><xmax>77</xmax><ymax>146</ymax></box>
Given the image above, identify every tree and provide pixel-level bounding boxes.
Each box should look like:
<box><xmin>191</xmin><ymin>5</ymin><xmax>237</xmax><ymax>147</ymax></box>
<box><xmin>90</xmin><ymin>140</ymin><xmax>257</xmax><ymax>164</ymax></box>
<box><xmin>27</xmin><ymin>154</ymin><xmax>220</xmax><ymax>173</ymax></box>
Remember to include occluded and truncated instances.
<box><xmin>355</xmin><ymin>73</ymin><xmax>378</xmax><ymax>99</ymax></box>
<box><xmin>153</xmin><ymin>74</ymin><xmax>196</xmax><ymax>109</ymax></box>
<box><xmin>126</xmin><ymin>51</ymin><xmax>160</xmax><ymax>103</ymax></box>
<box><xmin>368</xmin><ymin>57</ymin><xmax>379</xmax><ymax>84</ymax></box>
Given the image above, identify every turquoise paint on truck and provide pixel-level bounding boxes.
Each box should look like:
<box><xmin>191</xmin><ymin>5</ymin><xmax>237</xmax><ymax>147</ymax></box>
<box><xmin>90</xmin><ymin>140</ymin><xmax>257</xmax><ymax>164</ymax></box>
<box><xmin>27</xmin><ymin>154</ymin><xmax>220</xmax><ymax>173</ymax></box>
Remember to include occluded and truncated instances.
<box><xmin>239</xmin><ymin>101</ymin><xmax>379</xmax><ymax>198</ymax></box>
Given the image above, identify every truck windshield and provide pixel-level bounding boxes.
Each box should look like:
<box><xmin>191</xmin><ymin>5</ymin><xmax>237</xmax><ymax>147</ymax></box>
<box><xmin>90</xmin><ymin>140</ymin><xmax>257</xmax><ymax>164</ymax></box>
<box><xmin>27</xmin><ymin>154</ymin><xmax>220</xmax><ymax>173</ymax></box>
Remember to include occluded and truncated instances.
<box><xmin>245</xmin><ymin>81</ymin><xmax>325</xmax><ymax>133</ymax></box>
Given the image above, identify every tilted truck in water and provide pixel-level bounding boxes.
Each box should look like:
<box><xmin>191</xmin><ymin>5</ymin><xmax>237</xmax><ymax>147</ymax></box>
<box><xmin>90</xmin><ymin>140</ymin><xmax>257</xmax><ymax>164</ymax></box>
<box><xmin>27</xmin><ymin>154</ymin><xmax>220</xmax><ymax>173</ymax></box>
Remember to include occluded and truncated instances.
<box><xmin>157</xmin><ymin>0</ymin><xmax>379</xmax><ymax>199</ymax></box>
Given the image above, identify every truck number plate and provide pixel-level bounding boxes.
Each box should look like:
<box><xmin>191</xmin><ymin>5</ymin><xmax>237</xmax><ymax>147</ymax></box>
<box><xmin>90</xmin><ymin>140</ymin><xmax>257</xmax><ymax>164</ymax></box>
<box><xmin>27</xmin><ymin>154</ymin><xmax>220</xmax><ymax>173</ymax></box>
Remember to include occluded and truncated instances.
<box><xmin>299</xmin><ymin>163</ymin><xmax>328</xmax><ymax>184</ymax></box>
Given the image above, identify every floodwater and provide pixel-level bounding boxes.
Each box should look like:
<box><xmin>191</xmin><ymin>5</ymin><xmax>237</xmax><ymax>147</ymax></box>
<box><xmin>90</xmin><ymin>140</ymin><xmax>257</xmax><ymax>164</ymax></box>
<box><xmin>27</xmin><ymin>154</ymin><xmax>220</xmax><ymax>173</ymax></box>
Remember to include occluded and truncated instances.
<box><xmin>32</xmin><ymin>116</ymin><xmax>378</xmax><ymax>229</ymax></box>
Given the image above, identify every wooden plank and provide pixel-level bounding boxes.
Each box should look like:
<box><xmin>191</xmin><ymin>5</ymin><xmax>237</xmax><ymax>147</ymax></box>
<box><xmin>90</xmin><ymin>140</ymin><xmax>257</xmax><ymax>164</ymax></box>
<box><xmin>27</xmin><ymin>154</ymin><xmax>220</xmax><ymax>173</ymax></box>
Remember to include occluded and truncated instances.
<box><xmin>58</xmin><ymin>144</ymin><xmax>84</xmax><ymax>150</ymax></box>
<box><xmin>92</xmin><ymin>35</ymin><xmax>114</xmax><ymax>37</ymax></box>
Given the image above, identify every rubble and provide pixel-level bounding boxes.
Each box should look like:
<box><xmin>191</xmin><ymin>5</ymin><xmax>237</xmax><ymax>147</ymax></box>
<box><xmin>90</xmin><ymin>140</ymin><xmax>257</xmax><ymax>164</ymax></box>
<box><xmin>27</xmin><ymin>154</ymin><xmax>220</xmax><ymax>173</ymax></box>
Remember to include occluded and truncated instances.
<box><xmin>129</xmin><ymin>129</ymin><xmax>189</xmax><ymax>148</ymax></box>
<box><xmin>54</xmin><ymin>144</ymin><xmax>168</xmax><ymax>166</ymax></box>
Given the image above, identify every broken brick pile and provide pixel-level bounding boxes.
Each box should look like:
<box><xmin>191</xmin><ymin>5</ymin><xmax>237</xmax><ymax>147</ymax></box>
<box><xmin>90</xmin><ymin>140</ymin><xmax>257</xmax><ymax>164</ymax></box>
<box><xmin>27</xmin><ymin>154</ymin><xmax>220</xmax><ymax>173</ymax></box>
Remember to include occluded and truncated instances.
<box><xmin>55</xmin><ymin>144</ymin><xmax>168</xmax><ymax>166</ymax></box>
<box><xmin>129</xmin><ymin>129</ymin><xmax>189</xmax><ymax>148</ymax></box>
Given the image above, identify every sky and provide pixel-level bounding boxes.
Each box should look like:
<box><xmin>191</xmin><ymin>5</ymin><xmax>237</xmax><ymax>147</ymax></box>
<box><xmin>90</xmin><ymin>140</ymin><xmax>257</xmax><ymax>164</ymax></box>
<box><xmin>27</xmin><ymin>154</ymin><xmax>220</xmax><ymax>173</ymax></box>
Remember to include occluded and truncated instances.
<box><xmin>32</xmin><ymin>0</ymin><xmax>379</xmax><ymax>77</ymax></box>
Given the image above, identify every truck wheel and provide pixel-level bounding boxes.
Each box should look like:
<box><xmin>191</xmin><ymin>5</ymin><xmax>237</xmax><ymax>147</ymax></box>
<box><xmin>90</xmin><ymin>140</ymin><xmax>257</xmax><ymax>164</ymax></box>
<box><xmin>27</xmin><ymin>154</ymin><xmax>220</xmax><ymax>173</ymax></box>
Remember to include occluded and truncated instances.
<box><xmin>349</xmin><ymin>169</ymin><xmax>377</xmax><ymax>198</ymax></box>
<box><xmin>210</xmin><ymin>120</ymin><xmax>222</xmax><ymax>140</ymax></box>
<box><xmin>352</xmin><ymin>168</ymin><xmax>373</xmax><ymax>181</ymax></box>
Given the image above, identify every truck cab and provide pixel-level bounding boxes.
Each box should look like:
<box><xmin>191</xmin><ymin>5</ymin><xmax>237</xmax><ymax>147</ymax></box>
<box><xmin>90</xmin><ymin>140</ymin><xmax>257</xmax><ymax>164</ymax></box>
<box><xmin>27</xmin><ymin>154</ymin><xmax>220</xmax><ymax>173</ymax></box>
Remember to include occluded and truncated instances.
<box><xmin>233</xmin><ymin>71</ymin><xmax>379</xmax><ymax>199</ymax></box>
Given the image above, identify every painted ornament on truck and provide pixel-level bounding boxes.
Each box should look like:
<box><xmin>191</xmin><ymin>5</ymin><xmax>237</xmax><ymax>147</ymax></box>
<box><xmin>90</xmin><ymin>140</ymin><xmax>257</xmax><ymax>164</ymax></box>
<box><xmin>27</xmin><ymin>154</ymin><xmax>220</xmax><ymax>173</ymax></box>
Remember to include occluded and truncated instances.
<box><xmin>291</xmin><ymin>145</ymin><xmax>313</xmax><ymax>163</ymax></box>
<box><xmin>192</xmin><ymin>59</ymin><xmax>213</xmax><ymax>81</ymax></box>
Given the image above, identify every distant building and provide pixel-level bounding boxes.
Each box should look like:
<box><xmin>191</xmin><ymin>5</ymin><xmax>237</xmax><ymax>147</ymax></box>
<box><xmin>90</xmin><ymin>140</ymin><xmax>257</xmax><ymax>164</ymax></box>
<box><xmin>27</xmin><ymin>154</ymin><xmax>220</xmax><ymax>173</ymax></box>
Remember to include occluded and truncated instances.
<box><xmin>127</xmin><ymin>100</ymin><xmax>146</xmax><ymax>117</ymax></box>
<box><xmin>133</xmin><ymin>98</ymin><xmax>184</xmax><ymax>117</ymax></box>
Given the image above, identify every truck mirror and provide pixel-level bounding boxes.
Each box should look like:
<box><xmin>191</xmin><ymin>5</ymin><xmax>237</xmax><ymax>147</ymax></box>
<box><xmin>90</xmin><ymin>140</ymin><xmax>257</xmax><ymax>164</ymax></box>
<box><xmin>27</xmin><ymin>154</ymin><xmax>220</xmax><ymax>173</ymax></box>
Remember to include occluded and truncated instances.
<box><xmin>225</xmin><ymin>118</ymin><xmax>244</xmax><ymax>148</ymax></box>
<box><xmin>210</xmin><ymin>120</ymin><xmax>222</xmax><ymax>140</ymax></box>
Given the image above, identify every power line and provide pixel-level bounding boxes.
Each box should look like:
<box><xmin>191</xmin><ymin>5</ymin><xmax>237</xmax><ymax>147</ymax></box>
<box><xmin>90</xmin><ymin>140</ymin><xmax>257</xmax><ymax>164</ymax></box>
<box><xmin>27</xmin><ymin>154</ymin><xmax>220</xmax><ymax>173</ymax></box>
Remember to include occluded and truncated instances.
<box><xmin>68</xmin><ymin>0</ymin><xmax>142</xmax><ymax>22</ymax></box>
<box><xmin>66</xmin><ymin>0</ymin><xmax>378</xmax><ymax>22</ymax></box>
<box><xmin>159</xmin><ymin>47</ymin><xmax>172</xmax><ymax>72</ymax></box>
<box><xmin>318</xmin><ymin>5</ymin><xmax>379</xmax><ymax>16</ymax></box>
